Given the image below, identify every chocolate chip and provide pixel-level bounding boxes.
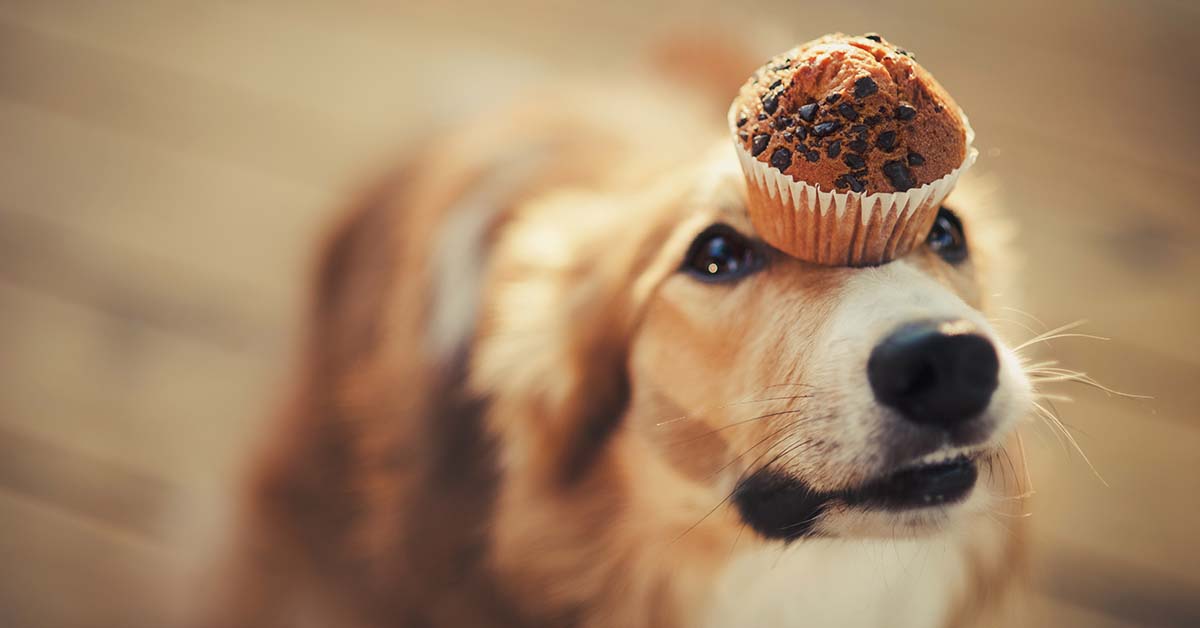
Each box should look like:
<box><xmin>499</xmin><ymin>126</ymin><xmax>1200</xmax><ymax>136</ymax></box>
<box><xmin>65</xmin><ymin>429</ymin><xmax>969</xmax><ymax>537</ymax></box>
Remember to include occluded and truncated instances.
<box><xmin>934</xmin><ymin>104</ymin><xmax>944</xmax><ymax>113</ymax></box>
<box><xmin>827</xmin><ymin>141</ymin><xmax>842</xmax><ymax>158</ymax></box>
<box><xmin>907</xmin><ymin>152</ymin><xmax>925</xmax><ymax>166</ymax></box>
<box><xmin>774</xmin><ymin>116</ymin><xmax>793</xmax><ymax>129</ymax></box>
<box><xmin>770</xmin><ymin>147</ymin><xmax>792</xmax><ymax>170</ymax></box>
<box><xmin>769</xmin><ymin>79</ymin><xmax>783</xmax><ymax>90</ymax></box>
<box><xmin>805</xmin><ymin>150</ymin><xmax>820</xmax><ymax>162</ymax></box>
<box><xmin>794</xmin><ymin>125</ymin><xmax>808</xmax><ymax>140</ymax></box>
<box><xmin>838</xmin><ymin>103</ymin><xmax>859</xmax><ymax>120</ymax></box>
<box><xmin>851</xmin><ymin>124</ymin><xmax>869</xmax><ymax>139</ymax></box>
<box><xmin>758</xmin><ymin>113</ymin><xmax>768</xmax><ymax>121</ymax></box>
<box><xmin>834</xmin><ymin>176</ymin><xmax>850</xmax><ymax>189</ymax></box>
<box><xmin>782</xmin><ymin>131</ymin><xmax>794</xmax><ymax>142</ymax></box>
<box><xmin>852</xmin><ymin>169</ymin><xmax>868</xmax><ymax>179</ymax></box>
<box><xmin>843</xmin><ymin>153</ymin><xmax>866</xmax><ymax>170</ymax></box>
<box><xmin>798</xmin><ymin>102</ymin><xmax>819</xmax><ymax>122</ymax></box>
<box><xmin>737</xmin><ymin>114</ymin><xmax>749</xmax><ymax>127</ymax></box>
<box><xmin>812</xmin><ymin>121</ymin><xmax>842</xmax><ymax>137</ymax></box>
<box><xmin>825</xmin><ymin>93</ymin><xmax>841</xmax><ymax>104</ymax></box>
<box><xmin>844</xmin><ymin>174</ymin><xmax>866</xmax><ymax>192</ymax></box>
<box><xmin>883</xmin><ymin>160</ymin><xmax>916</xmax><ymax>190</ymax></box>
<box><xmin>848</xmin><ymin>139</ymin><xmax>869</xmax><ymax>153</ymax></box>
<box><xmin>864</xmin><ymin>34</ymin><xmax>883</xmax><ymax>43</ymax></box>
<box><xmin>751</xmin><ymin>134</ymin><xmax>770</xmax><ymax>156</ymax></box>
<box><xmin>853</xmin><ymin>76</ymin><xmax>879</xmax><ymax>99</ymax></box>
<box><xmin>896</xmin><ymin>48</ymin><xmax>912</xmax><ymax>58</ymax></box>
<box><xmin>738</xmin><ymin>132</ymin><xmax>748</xmax><ymax>141</ymax></box>
<box><xmin>762</xmin><ymin>92</ymin><xmax>780</xmax><ymax>115</ymax></box>
<box><xmin>876</xmin><ymin>130</ymin><xmax>898</xmax><ymax>151</ymax></box>
<box><xmin>895</xmin><ymin>104</ymin><xmax>916</xmax><ymax>120</ymax></box>
<box><xmin>865</xmin><ymin>115</ymin><xmax>881</xmax><ymax>127</ymax></box>
<box><xmin>769</xmin><ymin>60</ymin><xmax>793</xmax><ymax>71</ymax></box>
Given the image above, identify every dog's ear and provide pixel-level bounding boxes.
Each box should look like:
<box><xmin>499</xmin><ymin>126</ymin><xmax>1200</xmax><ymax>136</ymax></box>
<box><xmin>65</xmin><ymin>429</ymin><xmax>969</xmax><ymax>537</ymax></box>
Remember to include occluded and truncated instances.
<box><xmin>473</xmin><ymin>178</ymin><xmax>699</xmax><ymax>486</ymax></box>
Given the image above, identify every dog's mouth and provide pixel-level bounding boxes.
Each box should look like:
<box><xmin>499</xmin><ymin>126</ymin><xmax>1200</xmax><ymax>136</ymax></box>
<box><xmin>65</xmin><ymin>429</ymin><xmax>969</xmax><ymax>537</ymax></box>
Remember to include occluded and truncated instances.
<box><xmin>843</xmin><ymin>449</ymin><xmax>979</xmax><ymax>510</ymax></box>
<box><xmin>733</xmin><ymin>447</ymin><xmax>984</xmax><ymax>541</ymax></box>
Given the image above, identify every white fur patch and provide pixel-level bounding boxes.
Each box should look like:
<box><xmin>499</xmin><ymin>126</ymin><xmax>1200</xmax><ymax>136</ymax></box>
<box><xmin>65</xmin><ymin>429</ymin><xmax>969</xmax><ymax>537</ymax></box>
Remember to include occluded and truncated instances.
<box><xmin>426</xmin><ymin>146</ymin><xmax>547</xmax><ymax>362</ymax></box>
<box><xmin>701</xmin><ymin>533</ymin><xmax>973</xmax><ymax>628</ymax></box>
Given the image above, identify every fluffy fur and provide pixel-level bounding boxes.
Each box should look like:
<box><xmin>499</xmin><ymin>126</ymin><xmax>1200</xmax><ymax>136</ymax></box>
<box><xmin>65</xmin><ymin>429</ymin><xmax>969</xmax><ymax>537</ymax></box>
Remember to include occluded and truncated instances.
<box><xmin>205</xmin><ymin>70</ymin><xmax>1032</xmax><ymax>628</ymax></box>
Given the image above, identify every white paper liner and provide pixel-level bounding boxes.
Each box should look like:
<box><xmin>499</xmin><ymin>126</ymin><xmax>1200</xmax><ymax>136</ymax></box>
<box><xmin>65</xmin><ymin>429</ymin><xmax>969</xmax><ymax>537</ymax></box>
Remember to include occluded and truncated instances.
<box><xmin>730</xmin><ymin>102</ymin><xmax>977</xmax><ymax>266</ymax></box>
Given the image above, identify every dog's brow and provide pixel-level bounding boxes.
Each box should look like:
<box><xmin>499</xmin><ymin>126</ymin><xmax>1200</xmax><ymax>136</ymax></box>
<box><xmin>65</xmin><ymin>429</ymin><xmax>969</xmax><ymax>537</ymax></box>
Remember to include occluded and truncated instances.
<box><xmin>712</xmin><ymin>179</ymin><xmax>754</xmax><ymax>233</ymax></box>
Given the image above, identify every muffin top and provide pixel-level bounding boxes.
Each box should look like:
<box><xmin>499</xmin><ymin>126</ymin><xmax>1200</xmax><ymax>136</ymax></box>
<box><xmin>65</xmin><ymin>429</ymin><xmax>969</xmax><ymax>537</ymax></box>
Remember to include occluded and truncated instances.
<box><xmin>731</xmin><ymin>33</ymin><xmax>967</xmax><ymax>194</ymax></box>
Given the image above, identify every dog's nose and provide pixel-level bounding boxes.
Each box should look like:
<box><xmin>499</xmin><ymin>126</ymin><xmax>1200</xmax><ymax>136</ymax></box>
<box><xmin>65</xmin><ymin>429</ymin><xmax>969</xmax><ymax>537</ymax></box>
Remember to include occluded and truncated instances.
<box><xmin>868</xmin><ymin>320</ymin><xmax>999</xmax><ymax>429</ymax></box>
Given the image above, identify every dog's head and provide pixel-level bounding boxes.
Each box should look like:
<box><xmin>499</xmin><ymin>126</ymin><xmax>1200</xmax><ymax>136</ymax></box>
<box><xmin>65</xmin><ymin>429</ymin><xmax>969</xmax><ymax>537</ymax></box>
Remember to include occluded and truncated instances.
<box><xmin>474</xmin><ymin>142</ymin><xmax>1030</xmax><ymax>552</ymax></box>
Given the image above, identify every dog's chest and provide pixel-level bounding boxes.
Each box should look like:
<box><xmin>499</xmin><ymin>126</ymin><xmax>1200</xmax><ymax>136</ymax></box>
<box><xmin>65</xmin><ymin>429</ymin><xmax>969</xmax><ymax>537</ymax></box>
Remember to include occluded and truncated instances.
<box><xmin>698</xmin><ymin>537</ymin><xmax>971</xmax><ymax>628</ymax></box>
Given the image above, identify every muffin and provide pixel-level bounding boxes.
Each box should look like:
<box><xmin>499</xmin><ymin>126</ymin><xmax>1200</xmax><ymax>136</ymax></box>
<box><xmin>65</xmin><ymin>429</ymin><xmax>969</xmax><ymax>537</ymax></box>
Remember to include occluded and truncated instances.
<box><xmin>730</xmin><ymin>33</ymin><xmax>977</xmax><ymax>266</ymax></box>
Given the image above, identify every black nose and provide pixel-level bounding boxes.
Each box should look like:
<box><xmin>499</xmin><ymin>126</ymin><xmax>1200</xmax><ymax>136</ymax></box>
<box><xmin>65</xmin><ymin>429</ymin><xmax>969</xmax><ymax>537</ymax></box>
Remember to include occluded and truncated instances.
<box><xmin>868</xmin><ymin>320</ymin><xmax>999</xmax><ymax>429</ymax></box>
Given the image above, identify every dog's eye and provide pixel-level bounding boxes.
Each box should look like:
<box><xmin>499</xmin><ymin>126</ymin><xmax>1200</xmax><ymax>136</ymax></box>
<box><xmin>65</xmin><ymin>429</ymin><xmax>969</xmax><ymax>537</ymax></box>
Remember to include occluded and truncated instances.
<box><xmin>926</xmin><ymin>207</ymin><xmax>967</xmax><ymax>263</ymax></box>
<box><xmin>683</xmin><ymin>224</ymin><xmax>764</xmax><ymax>282</ymax></box>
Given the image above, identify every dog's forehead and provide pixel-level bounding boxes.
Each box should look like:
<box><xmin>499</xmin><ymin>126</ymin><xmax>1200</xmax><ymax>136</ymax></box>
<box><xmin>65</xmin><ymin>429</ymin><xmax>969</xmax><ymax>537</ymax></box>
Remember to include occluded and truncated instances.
<box><xmin>689</xmin><ymin>151</ymin><xmax>756</xmax><ymax>235</ymax></box>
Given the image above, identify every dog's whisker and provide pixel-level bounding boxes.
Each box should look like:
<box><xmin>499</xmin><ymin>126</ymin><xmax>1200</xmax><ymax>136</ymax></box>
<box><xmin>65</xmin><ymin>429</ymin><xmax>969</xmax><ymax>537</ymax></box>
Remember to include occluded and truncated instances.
<box><xmin>654</xmin><ymin>393</ymin><xmax>815</xmax><ymax>428</ymax></box>
<box><xmin>1029</xmin><ymin>369</ymin><xmax>1150</xmax><ymax>399</ymax></box>
<box><xmin>702</xmin><ymin>421</ymin><xmax>798</xmax><ymax>482</ymax></box>
<box><xmin>1015</xmin><ymin>431</ymin><xmax>1035</xmax><ymax>494</ymax></box>
<box><xmin>987</xmin><ymin>316</ymin><xmax>1042</xmax><ymax>338</ymax></box>
<box><xmin>666</xmin><ymin>409</ymin><xmax>808</xmax><ymax>447</ymax></box>
<box><xmin>1016</xmin><ymin>332</ymin><xmax>1111</xmax><ymax>352</ymax></box>
<box><xmin>692</xmin><ymin>435</ymin><xmax>820</xmax><ymax>542</ymax></box>
<box><xmin>779</xmin><ymin>508</ymin><xmax>826</xmax><ymax>531</ymax></box>
<box><xmin>991</xmin><ymin>490</ymin><xmax>1036</xmax><ymax>502</ymax></box>
<box><xmin>764</xmin><ymin>438</ymin><xmax>817</xmax><ymax>475</ymax></box>
<box><xmin>986</xmin><ymin>509</ymin><xmax>1033</xmax><ymax>519</ymax></box>
<box><xmin>998</xmin><ymin>305</ymin><xmax>1049</xmax><ymax>329</ymax></box>
<box><xmin>1031</xmin><ymin>400</ymin><xmax>1108</xmax><ymax>487</ymax></box>
<box><xmin>670</xmin><ymin>490</ymin><xmax>736</xmax><ymax>545</ymax></box>
<box><xmin>726</xmin><ymin>394</ymin><xmax>814</xmax><ymax>407</ymax></box>
<box><xmin>980</xmin><ymin>511</ymin><xmax>1016</xmax><ymax>537</ymax></box>
<box><xmin>1033</xmin><ymin>392</ymin><xmax>1074</xmax><ymax>403</ymax></box>
<box><xmin>1031</xmin><ymin>410</ymin><xmax>1069</xmax><ymax>452</ymax></box>
<box><xmin>1001</xmin><ymin>446</ymin><xmax>1022</xmax><ymax>495</ymax></box>
<box><xmin>1020</xmin><ymin>358</ymin><xmax>1059</xmax><ymax>370</ymax></box>
<box><xmin>676</xmin><ymin>434</ymin><xmax>812</xmax><ymax>545</ymax></box>
<box><xmin>1012</xmin><ymin>319</ymin><xmax>1090</xmax><ymax>352</ymax></box>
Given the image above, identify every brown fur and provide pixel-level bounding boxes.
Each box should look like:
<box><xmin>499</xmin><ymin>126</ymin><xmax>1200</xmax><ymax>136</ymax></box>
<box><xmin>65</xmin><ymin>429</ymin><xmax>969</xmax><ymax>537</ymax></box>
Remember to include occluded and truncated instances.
<box><xmin>207</xmin><ymin>62</ymin><xmax>1028</xmax><ymax>628</ymax></box>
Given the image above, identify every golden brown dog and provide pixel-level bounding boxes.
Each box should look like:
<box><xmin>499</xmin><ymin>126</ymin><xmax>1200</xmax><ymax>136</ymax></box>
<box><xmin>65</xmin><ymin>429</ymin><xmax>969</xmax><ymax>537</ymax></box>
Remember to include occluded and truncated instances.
<box><xmin>206</xmin><ymin>63</ymin><xmax>1032</xmax><ymax>628</ymax></box>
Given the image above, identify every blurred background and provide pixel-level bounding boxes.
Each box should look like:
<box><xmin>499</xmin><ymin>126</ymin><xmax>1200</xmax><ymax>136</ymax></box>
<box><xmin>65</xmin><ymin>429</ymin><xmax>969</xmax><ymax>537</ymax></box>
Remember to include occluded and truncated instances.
<box><xmin>0</xmin><ymin>0</ymin><xmax>1197</xmax><ymax>626</ymax></box>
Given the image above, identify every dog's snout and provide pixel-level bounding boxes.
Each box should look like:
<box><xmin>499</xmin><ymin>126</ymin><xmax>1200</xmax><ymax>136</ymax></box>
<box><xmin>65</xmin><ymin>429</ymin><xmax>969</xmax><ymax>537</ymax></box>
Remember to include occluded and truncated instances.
<box><xmin>867</xmin><ymin>320</ymin><xmax>999</xmax><ymax>429</ymax></box>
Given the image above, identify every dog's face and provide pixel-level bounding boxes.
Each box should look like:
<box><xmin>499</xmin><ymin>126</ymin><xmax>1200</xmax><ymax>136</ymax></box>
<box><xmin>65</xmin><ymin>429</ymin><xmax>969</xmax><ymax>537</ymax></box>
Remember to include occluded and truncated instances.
<box><xmin>477</xmin><ymin>144</ymin><xmax>1031</xmax><ymax>568</ymax></box>
<box><xmin>624</xmin><ymin>155</ymin><xmax>1031</xmax><ymax>541</ymax></box>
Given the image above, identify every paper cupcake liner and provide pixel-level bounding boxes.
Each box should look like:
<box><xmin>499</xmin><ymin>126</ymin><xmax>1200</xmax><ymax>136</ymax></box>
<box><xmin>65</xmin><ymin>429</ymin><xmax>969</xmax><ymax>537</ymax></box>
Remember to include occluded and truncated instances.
<box><xmin>731</xmin><ymin>106</ymin><xmax>977</xmax><ymax>266</ymax></box>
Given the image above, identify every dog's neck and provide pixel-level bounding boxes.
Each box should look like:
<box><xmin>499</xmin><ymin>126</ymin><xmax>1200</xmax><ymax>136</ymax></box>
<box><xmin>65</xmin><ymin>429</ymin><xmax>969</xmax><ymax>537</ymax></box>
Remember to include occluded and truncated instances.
<box><xmin>697</xmin><ymin>518</ymin><xmax>1013</xmax><ymax>628</ymax></box>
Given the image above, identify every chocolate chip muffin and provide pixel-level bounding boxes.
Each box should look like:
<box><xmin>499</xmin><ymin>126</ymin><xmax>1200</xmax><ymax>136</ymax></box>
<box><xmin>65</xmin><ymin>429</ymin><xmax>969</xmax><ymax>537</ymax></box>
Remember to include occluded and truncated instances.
<box><xmin>732</xmin><ymin>33</ymin><xmax>966</xmax><ymax>194</ymax></box>
<box><xmin>728</xmin><ymin>33</ymin><xmax>976</xmax><ymax>266</ymax></box>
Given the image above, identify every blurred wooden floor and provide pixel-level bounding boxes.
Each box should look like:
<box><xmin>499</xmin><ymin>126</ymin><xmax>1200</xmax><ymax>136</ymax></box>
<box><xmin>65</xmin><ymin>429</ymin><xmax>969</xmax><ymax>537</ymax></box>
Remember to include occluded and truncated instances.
<box><xmin>1</xmin><ymin>1</ymin><xmax>1198</xmax><ymax>626</ymax></box>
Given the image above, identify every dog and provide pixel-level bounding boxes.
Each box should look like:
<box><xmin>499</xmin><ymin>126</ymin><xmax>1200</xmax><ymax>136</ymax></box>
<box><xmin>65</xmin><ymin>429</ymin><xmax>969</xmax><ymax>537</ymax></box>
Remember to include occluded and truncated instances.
<box><xmin>205</xmin><ymin>59</ymin><xmax>1033</xmax><ymax>628</ymax></box>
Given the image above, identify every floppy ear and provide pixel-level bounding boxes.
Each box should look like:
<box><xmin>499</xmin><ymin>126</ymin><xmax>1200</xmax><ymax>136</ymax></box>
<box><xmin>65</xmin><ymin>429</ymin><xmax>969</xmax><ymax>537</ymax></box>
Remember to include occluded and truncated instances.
<box><xmin>472</xmin><ymin>179</ymin><xmax>701</xmax><ymax>486</ymax></box>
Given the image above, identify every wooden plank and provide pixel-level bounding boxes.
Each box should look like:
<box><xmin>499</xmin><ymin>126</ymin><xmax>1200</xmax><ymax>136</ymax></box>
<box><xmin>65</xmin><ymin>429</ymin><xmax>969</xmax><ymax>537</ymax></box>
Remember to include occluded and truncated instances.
<box><xmin>1024</xmin><ymin>392</ymin><xmax>1200</xmax><ymax>591</ymax></box>
<box><xmin>1030</xmin><ymin>539</ymin><xmax>1200</xmax><ymax>627</ymax></box>
<box><xmin>0</xmin><ymin>489</ymin><xmax>178</xmax><ymax>628</ymax></box>
<box><xmin>0</xmin><ymin>0</ymin><xmax>461</xmax><ymax>127</ymax></box>
<box><xmin>0</xmin><ymin>424</ymin><xmax>173</xmax><ymax>542</ymax></box>
<box><xmin>1023</xmin><ymin>590</ymin><xmax>1144</xmax><ymax>628</ymax></box>
<box><xmin>0</xmin><ymin>100</ymin><xmax>331</xmax><ymax>329</ymax></box>
<box><xmin>0</xmin><ymin>279</ymin><xmax>277</xmax><ymax>490</ymax></box>
<box><xmin>0</xmin><ymin>18</ymin><xmax>365</xmax><ymax>184</ymax></box>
